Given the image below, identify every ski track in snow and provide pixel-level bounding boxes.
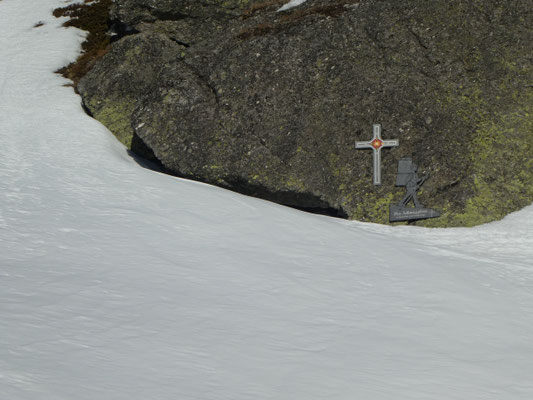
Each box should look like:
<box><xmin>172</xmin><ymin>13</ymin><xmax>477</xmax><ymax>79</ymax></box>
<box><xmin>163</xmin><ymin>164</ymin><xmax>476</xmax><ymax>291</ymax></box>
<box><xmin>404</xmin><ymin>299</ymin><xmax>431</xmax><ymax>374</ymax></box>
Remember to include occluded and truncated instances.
<box><xmin>1</xmin><ymin>1</ymin><xmax>533</xmax><ymax>399</ymax></box>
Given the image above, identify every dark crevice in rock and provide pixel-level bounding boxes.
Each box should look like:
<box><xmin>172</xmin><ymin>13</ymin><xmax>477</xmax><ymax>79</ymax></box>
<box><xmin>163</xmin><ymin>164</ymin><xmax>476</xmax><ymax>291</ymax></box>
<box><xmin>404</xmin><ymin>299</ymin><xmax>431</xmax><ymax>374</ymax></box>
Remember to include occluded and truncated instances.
<box><xmin>128</xmin><ymin>163</ymin><xmax>349</xmax><ymax>219</ymax></box>
<box><xmin>130</xmin><ymin>132</ymin><xmax>162</xmax><ymax>164</ymax></box>
<box><xmin>408</xmin><ymin>26</ymin><xmax>429</xmax><ymax>50</ymax></box>
<box><xmin>290</xmin><ymin>205</ymin><xmax>349</xmax><ymax>219</ymax></box>
<box><xmin>218</xmin><ymin>177</ymin><xmax>349</xmax><ymax>219</ymax></box>
<box><xmin>81</xmin><ymin>100</ymin><xmax>94</xmax><ymax>118</ymax></box>
<box><xmin>127</xmin><ymin>148</ymin><xmax>166</xmax><ymax>173</ymax></box>
<box><xmin>169</xmin><ymin>38</ymin><xmax>191</xmax><ymax>48</ymax></box>
<box><xmin>109</xmin><ymin>20</ymin><xmax>139</xmax><ymax>42</ymax></box>
<box><xmin>185</xmin><ymin>65</ymin><xmax>220</xmax><ymax>105</ymax></box>
<box><xmin>206</xmin><ymin>82</ymin><xmax>220</xmax><ymax>104</ymax></box>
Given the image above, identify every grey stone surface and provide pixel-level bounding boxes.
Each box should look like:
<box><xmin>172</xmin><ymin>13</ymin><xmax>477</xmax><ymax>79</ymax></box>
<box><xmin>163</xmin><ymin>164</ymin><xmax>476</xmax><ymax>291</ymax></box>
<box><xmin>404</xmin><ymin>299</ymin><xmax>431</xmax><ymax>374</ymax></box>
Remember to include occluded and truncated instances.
<box><xmin>78</xmin><ymin>0</ymin><xmax>533</xmax><ymax>226</ymax></box>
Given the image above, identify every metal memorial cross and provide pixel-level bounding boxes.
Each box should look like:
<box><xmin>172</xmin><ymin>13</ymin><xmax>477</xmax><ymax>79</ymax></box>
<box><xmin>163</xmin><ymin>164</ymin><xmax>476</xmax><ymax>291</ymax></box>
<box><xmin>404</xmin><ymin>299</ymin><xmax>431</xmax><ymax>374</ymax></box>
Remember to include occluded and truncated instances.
<box><xmin>355</xmin><ymin>124</ymin><xmax>399</xmax><ymax>185</ymax></box>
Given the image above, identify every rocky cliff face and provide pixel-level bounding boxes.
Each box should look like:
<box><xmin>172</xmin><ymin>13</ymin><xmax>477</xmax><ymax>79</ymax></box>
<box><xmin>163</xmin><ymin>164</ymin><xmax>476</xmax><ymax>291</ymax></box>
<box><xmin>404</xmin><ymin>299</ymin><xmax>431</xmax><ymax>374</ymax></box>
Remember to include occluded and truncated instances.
<box><xmin>77</xmin><ymin>0</ymin><xmax>533</xmax><ymax>226</ymax></box>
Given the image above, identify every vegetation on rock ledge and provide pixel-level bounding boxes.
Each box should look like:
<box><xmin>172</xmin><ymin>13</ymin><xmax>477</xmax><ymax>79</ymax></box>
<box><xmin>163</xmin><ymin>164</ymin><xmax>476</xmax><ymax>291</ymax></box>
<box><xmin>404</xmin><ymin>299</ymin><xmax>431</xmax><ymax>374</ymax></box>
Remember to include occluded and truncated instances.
<box><xmin>54</xmin><ymin>0</ymin><xmax>112</xmax><ymax>89</ymax></box>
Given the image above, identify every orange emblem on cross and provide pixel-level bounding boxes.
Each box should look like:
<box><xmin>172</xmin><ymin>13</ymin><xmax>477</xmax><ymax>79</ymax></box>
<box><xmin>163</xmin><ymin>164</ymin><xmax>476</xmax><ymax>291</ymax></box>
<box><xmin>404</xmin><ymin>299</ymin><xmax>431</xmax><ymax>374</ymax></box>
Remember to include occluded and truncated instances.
<box><xmin>371</xmin><ymin>138</ymin><xmax>383</xmax><ymax>150</ymax></box>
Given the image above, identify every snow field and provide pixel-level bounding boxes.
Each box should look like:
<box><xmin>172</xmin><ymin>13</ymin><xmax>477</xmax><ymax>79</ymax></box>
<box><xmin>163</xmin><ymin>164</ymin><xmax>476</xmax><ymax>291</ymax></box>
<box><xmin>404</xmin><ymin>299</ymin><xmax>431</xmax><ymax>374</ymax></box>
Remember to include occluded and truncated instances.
<box><xmin>1</xmin><ymin>1</ymin><xmax>533</xmax><ymax>399</ymax></box>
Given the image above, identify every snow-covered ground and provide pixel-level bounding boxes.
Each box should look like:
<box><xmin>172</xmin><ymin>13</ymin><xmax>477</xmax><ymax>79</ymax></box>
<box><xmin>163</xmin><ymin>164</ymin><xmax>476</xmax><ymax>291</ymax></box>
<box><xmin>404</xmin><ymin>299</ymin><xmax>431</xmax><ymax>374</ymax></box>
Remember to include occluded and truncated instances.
<box><xmin>1</xmin><ymin>1</ymin><xmax>533</xmax><ymax>399</ymax></box>
<box><xmin>278</xmin><ymin>0</ymin><xmax>308</xmax><ymax>12</ymax></box>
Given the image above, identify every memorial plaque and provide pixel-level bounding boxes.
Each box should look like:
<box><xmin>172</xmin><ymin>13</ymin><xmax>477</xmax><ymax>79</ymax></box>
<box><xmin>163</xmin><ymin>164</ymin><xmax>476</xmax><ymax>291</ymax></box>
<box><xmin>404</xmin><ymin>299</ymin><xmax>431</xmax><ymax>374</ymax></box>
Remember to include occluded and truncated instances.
<box><xmin>389</xmin><ymin>157</ymin><xmax>441</xmax><ymax>222</ymax></box>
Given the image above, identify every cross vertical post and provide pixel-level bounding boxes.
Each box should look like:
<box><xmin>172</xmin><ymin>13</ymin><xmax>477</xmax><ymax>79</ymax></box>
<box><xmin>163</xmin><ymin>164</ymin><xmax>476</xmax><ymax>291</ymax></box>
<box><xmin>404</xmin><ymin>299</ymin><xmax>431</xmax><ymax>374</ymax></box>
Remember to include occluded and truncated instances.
<box><xmin>355</xmin><ymin>124</ymin><xmax>399</xmax><ymax>185</ymax></box>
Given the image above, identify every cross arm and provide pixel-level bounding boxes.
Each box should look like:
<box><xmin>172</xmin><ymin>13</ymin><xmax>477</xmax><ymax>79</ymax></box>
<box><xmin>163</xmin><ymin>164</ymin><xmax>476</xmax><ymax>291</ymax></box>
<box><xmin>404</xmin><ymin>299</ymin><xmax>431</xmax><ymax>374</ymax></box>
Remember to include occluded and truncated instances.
<box><xmin>355</xmin><ymin>141</ymin><xmax>374</xmax><ymax>149</ymax></box>
<box><xmin>382</xmin><ymin>139</ymin><xmax>399</xmax><ymax>147</ymax></box>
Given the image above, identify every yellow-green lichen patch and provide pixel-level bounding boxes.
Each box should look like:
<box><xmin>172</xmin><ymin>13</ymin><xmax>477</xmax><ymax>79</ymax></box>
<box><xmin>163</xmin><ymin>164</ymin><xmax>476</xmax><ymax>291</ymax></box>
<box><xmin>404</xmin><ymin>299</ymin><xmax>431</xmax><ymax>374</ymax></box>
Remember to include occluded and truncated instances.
<box><xmin>450</xmin><ymin>98</ymin><xmax>533</xmax><ymax>227</ymax></box>
<box><xmin>285</xmin><ymin>174</ymin><xmax>306</xmax><ymax>191</ymax></box>
<box><xmin>353</xmin><ymin>192</ymin><xmax>396</xmax><ymax>225</ymax></box>
<box><xmin>91</xmin><ymin>99</ymin><xmax>136</xmax><ymax>148</ymax></box>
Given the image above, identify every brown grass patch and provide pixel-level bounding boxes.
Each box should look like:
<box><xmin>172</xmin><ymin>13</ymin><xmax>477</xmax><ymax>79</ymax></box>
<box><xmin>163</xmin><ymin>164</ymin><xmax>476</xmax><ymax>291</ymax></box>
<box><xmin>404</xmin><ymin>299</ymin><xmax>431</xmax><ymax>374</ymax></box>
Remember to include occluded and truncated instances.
<box><xmin>53</xmin><ymin>0</ymin><xmax>112</xmax><ymax>89</ymax></box>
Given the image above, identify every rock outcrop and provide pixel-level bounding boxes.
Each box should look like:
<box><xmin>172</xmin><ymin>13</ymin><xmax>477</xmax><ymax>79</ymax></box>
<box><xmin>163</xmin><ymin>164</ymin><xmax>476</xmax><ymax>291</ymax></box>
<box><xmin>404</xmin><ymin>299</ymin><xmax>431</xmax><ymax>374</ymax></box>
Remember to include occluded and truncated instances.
<box><xmin>77</xmin><ymin>0</ymin><xmax>533</xmax><ymax>226</ymax></box>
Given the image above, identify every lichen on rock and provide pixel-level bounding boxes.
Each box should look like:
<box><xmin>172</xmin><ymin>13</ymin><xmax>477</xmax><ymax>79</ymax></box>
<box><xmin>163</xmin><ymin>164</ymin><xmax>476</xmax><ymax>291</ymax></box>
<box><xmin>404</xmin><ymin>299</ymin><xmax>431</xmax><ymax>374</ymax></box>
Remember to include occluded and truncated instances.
<box><xmin>77</xmin><ymin>0</ymin><xmax>533</xmax><ymax>226</ymax></box>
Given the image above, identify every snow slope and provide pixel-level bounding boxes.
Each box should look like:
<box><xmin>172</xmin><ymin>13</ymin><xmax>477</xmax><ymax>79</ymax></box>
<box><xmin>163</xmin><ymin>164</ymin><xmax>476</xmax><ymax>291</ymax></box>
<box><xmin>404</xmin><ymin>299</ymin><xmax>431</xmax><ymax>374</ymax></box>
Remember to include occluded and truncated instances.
<box><xmin>1</xmin><ymin>1</ymin><xmax>533</xmax><ymax>399</ymax></box>
<box><xmin>278</xmin><ymin>0</ymin><xmax>309</xmax><ymax>12</ymax></box>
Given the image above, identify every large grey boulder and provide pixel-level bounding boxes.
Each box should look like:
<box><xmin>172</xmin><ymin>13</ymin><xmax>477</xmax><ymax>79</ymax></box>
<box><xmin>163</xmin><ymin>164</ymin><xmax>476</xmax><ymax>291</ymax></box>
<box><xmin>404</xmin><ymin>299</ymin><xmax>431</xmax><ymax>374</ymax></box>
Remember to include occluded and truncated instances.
<box><xmin>78</xmin><ymin>0</ymin><xmax>533</xmax><ymax>226</ymax></box>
